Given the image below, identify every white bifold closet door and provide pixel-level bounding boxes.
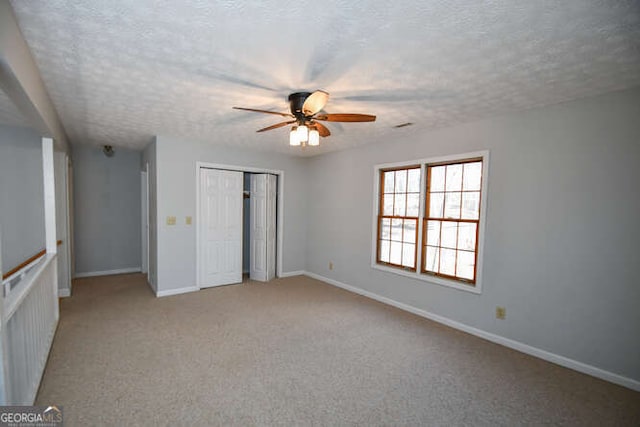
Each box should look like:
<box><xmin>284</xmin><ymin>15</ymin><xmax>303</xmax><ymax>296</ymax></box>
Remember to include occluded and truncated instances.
<box><xmin>250</xmin><ymin>174</ymin><xmax>277</xmax><ymax>282</ymax></box>
<box><xmin>199</xmin><ymin>168</ymin><xmax>243</xmax><ymax>288</ymax></box>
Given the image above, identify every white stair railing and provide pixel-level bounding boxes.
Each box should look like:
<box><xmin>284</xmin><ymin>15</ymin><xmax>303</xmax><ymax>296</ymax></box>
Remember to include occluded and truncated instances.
<box><xmin>2</xmin><ymin>254</ymin><xmax>59</xmax><ymax>405</ymax></box>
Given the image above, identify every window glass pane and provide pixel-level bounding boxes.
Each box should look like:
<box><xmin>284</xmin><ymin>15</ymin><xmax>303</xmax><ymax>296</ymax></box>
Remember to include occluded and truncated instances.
<box><xmin>391</xmin><ymin>218</ymin><xmax>403</xmax><ymax>241</ymax></box>
<box><xmin>380</xmin><ymin>218</ymin><xmax>391</xmax><ymax>240</ymax></box>
<box><xmin>426</xmin><ymin>221</ymin><xmax>441</xmax><ymax>246</ymax></box>
<box><xmin>445</xmin><ymin>164</ymin><xmax>463</xmax><ymax>191</ymax></box>
<box><xmin>379</xmin><ymin>240</ymin><xmax>390</xmax><ymax>263</ymax></box>
<box><xmin>402</xmin><ymin>243</ymin><xmax>416</xmax><ymax>268</ymax></box>
<box><xmin>394</xmin><ymin>193</ymin><xmax>406</xmax><ymax>216</ymax></box>
<box><xmin>406</xmin><ymin>193</ymin><xmax>420</xmax><ymax>217</ymax></box>
<box><xmin>407</xmin><ymin>168</ymin><xmax>421</xmax><ymax>193</ymax></box>
<box><xmin>457</xmin><ymin>222</ymin><xmax>477</xmax><ymax>251</ymax></box>
<box><xmin>440</xmin><ymin>248</ymin><xmax>456</xmax><ymax>275</ymax></box>
<box><xmin>403</xmin><ymin>220</ymin><xmax>417</xmax><ymax>244</ymax></box>
<box><xmin>441</xmin><ymin>221</ymin><xmax>457</xmax><ymax>249</ymax></box>
<box><xmin>457</xmin><ymin>250</ymin><xmax>475</xmax><ymax>280</ymax></box>
<box><xmin>461</xmin><ymin>191</ymin><xmax>480</xmax><ymax>220</ymax></box>
<box><xmin>444</xmin><ymin>192</ymin><xmax>461</xmax><ymax>219</ymax></box>
<box><xmin>390</xmin><ymin>241</ymin><xmax>402</xmax><ymax>265</ymax></box>
<box><xmin>428</xmin><ymin>192</ymin><xmax>444</xmax><ymax>218</ymax></box>
<box><xmin>463</xmin><ymin>162</ymin><xmax>482</xmax><ymax>191</ymax></box>
<box><xmin>425</xmin><ymin>246</ymin><xmax>439</xmax><ymax>272</ymax></box>
<box><xmin>383</xmin><ymin>171</ymin><xmax>395</xmax><ymax>193</ymax></box>
<box><xmin>395</xmin><ymin>169</ymin><xmax>407</xmax><ymax>192</ymax></box>
<box><xmin>430</xmin><ymin>166</ymin><xmax>445</xmax><ymax>192</ymax></box>
<box><xmin>383</xmin><ymin>194</ymin><xmax>394</xmax><ymax>216</ymax></box>
<box><xmin>378</xmin><ymin>159</ymin><xmax>482</xmax><ymax>281</ymax></box>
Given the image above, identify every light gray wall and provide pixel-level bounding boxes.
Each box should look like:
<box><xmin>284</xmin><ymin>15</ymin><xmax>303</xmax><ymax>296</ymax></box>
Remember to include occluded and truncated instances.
<box><xmin>154</xmin><ymin>136</ymin><xmax>308</xmax><ymax>292</ymax></box>
<box><xmin>0</xmin><ymin>124</ymin><xmax>45</xmax><ymax>272</ymax></box>
<box><xmin>142</xmin><ymin>139</ymin><xmax>157</xmax><ymax>290</ymax></box>
<box><xmin>305</xmin><ymin>88</ymin><xmax>640</xmax><ymax>383</ymax></box>
<box><xmin>72</xmin><ymin>144</ymin><xmax>141</xmax><ymax>274</ymax></box>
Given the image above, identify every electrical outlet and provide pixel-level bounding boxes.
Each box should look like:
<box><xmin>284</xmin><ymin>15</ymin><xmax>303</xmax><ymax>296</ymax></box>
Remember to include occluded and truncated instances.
<box><xmin>329</xmin><ymin>262</ymin><xmax>333</xmax><ymax>270</ymax></box>
<box><xmin>185</xmin><ymin>216</ymin><xmax>192</xmax><ymax>225</ymax></box>
<box><xmin>166</xmin><ymin>216</ymin><xmax>176</xmax><ymax>226</ymax></box>
<box><xmin>496</xmin><ymin>306</ymin><xmax>506</xmax><ymax>320</ymax></box>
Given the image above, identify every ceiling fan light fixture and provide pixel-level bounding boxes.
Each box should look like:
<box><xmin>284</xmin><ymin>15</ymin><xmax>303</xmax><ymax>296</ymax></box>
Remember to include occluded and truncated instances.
<box><xmin>289</xmin><ymin>127</ymin><xmax>301</xmax><ymax>146</ymax></box>
<box><xmin>297</xmin><ymin>124</ymin><xmax>308</xmax><ymax>142</ymax></box>
<box><xmin>308</xmin><ymin>129</ymin><xmax>320</xmax><ymax>146</ymax></box>
<box><xmin>233</xmin><ymin>90</ymin><xmax>376</xmax><ymax>148</ymax></box>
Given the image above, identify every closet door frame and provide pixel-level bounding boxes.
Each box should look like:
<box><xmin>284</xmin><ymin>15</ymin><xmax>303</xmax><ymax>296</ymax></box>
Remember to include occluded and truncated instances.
<box><xmin>195</xmin><ymin>162</ymin><xmax>284</xmax><ymax>287</ymax></box>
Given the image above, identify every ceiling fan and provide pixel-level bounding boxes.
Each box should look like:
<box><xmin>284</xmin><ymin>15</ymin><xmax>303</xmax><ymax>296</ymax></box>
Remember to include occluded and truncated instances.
<box><xmin>233</xmin><ymin>90</ymin><xmax>376</xmax><ymax>146</ymax></box>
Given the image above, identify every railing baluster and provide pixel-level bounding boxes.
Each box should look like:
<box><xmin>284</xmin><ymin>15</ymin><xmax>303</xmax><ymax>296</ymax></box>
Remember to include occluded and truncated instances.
<box><xmin>2</xmin><ymin>256</ymin><xmax>59</xmax><ymax>404</ymax></box>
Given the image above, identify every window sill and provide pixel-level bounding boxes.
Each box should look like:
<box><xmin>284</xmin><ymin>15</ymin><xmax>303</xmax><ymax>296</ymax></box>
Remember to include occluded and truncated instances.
<box><xmin>371</xmin><ymin>263</ymin><xmax>482</xmax><ymax>294</ymax></box>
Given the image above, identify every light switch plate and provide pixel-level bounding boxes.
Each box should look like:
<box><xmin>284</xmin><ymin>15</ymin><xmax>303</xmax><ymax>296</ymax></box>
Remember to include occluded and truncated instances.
<box><xmin>186</xmin><ymin>216</ymin><xmax>192</xmax><ymax>225</ymax></box>
<box><xmin>167</xmin><ymin>216</ymin><xmax>176</xmax><ymax>225</ymax></box>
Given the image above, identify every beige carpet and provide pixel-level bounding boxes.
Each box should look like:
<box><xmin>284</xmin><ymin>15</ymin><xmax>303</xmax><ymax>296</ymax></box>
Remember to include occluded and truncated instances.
<box><xmin>36</xmin><ymin>274</ymin><xmax>639</xmax><ymax>426</ymax></box>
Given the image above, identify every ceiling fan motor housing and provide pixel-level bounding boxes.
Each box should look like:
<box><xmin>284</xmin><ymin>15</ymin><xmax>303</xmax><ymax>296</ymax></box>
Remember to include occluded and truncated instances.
<box><xmin>288</xmin><ymin>92</ymin><xmax>312</xmax><ymax>120</ymax></box>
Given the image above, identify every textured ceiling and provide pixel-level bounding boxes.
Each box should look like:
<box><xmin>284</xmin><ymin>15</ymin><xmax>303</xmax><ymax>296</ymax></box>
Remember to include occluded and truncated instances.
<box><xmin>8</xmin><ymin>0</ymin><xmax>640</xmax><ymax>156</ymax></box>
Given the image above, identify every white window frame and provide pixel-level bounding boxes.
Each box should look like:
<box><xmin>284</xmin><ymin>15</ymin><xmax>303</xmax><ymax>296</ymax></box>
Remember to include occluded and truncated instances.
<box><xmin>370</xmin><ymin>150</ymin><xmax>489</xmax><ymax>294</ymax></box>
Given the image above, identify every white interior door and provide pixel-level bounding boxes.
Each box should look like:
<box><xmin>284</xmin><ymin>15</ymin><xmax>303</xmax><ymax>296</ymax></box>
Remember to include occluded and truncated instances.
<box><xmin>250</xmin><ymin>174</ymin><xmax>277</xmax><ymax>282</ymax></box>
<box><xmin>265</xmin><ymin>174</ymin><xmax>277</xmax><ymax>281</ymax></box>
<box><xmin>67</xmin><ymin>159</ymin><xmax>75</xmax><ymax>279</ymax></box>
<box><xmin>199</xmin><ymin>168</ymin><xmax>243</xmax><ymax>288</ymax></box>
<box><xmin>141</xmin><ymin>170</ymin><xmax>148</xmax><ymax>274</ymax></box>
<box><xmin>54</xmin><ymin>152</ymin><xmax>70</xmax><ymax>293</ymax></box>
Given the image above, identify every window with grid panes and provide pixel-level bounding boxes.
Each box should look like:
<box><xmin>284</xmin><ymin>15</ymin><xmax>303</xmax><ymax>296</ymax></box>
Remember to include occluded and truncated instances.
<box><xmin>377</xmin><ymin>166</ymin><xmax>421</xmax><ymax>270</ymax></box>
<box><xmin>422</xmin><ymin>159</ymin><xmax>482</xmax><ymax>283</ymax></box>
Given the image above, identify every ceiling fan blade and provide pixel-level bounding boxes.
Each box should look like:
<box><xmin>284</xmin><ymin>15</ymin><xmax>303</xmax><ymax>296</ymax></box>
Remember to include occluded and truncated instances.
<box><xmin>313</xmin><ymin>122</ymin><xmax>331</xmax><ymax>137</ymax></box>
<box><xmin>256</xmin><ymin>120</ymin><xmax>297</xmax><ymax>132</ymax></box>
<box><xmin>302</xmin><ymin>90</ymin><xmax>329</xmax><ymax>116</ymax></box>
<box><xmin>233</xmin><ymin>107</ymin><xmax>294</xmax><ymax>118</ymax></box>
<box><xmin>315</xmin><ymin>113</ymin><xmax>376</xmax><ymax>122</ymax></box>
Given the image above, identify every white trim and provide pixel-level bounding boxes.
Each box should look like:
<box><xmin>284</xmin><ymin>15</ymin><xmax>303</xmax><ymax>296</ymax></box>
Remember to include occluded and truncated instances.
<box><xmin>279</xmin><ymin>270</ymin><xmax>305</xmax><ymax>278</ymax></box>
<box><xmin>141</xmin><ymin>169</ymin><xmax>148</xmax><ymax>274</ymax></box>
<box><xmin>58</xmin><ymin>288</ymin><xmax>70</xmax><ymax>298</ymax></box>
<box><xmin>303</xmin><ymin>271</ymin><xmax>640</xmax><ymax>392</ymax></box>
<box><xmin>65</xmin><ymin>155</ymin><xmax>73</xmax><ymax>288</ymax></box>
<box><xmin>4</xmin><ymin>255</ymin><xmax>56</xmax><ymax>321</ymax></box>
<box><xmin>74</xmin><ymin>267</ymin><xmax>141</xmax><ymax>278</ymax></box>
<box><xmin>42</xmin><ymin>138</ymin><xmax>57</xmax><ymax>253</ymax></box>
<box><xmin>371</xmin><ymin>263</ymin><xmax>482</xmax><ymax>294</ymax></box>
<box><xmin>195</xmin><ymin>162</ymin><xmax>285</xmax><ymax>286</ymax></box>
<box><xmin>2</xmin><ymin>253</ymin><xmax>47</xmax><ymax>290</ymax></box>
<box><xmin>66</xmin><ymin>158</ymin><xmax>75</xmax><ymax>280</ymax></box>
<box><xmin>156</xmin><ymin>286</ymin><xmax>199</xmax><ymax>298</ymax></box>
<box><xmin>370</xmin><ymin>150</ymin><xmax>490</xmax><ymax>295</ymax></box>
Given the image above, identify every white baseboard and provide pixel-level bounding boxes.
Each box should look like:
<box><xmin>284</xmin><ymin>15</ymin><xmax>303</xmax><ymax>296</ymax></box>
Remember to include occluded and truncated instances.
<box><xmin>304</xmin><ymin>271</ymin><xmax>640</xmax><ymax>392</ymax></box>
<box><xmin>58</xmin><ymin>288</ymin><xmax>70</xmax><ymax>297</ymax></box>
<box><xmin>156</xmin><ymin>286</ymin><xmax>200</xmax><ymax>298</ymax></box>
<box><xmin>75</xmin><ymin>267</ymin><xmax>141</xmax><ymax>278</ymax></box>
<box><xmin>279</xmin><ymin>270</ymin><xmax>305</xmax><ymax>278</ymax></box>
